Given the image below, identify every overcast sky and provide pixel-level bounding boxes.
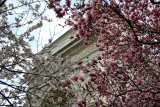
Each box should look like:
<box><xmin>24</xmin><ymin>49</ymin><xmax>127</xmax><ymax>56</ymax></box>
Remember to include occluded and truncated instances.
<box><xmin>6</xmin><ymin>0</ymin><xmax>71</xmax><ymax>53</ymax></box>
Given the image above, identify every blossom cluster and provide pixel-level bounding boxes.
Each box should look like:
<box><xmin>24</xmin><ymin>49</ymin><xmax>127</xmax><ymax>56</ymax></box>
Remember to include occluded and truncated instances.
<box><xmin>49</xmin><ymin>0</ymin><xmax>160</xmax><ymax>106</ymax></box>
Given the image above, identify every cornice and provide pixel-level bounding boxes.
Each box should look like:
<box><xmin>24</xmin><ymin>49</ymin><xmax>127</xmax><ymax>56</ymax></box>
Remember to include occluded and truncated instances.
<box><xmin>40</xmin><ymin>28</ymin><xmax>77</xmax><ymax>54</ymax></box>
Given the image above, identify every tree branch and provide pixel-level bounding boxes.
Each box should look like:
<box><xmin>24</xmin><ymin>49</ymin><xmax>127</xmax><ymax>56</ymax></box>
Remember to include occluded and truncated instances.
<box><xmin>0</xmin><ymin>0</ymin><xmax>7</xmax><ymax>7</ymax></box>
<box><xmin>150</xmin><ymin>0</ymin><xmax>160</xmax><ymax>4</ymax></box>
<box><xmin>102</xmin><ymin>0</ymin><xmax>160</xmax><ymax>45</ymax></box>
<box><xmin>0</xmin><ymin>91</ymin><xmax>14</xmax><ymax>107</ymax></box>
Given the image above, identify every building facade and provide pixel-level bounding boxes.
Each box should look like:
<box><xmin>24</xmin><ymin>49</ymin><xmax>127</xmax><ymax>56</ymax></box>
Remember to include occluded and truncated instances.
<box><xmin>29</xmin><ymin>28</ymin><xmax>107</xmax><ymax>107</ymax></box>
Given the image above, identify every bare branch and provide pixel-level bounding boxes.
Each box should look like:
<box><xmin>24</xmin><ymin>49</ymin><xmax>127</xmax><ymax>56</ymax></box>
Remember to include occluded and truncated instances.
<box><xmin>150</xmin><ymin>0</ymin><xmax>160</xmax><ymax>4</ymax></box>
<box><xmin>0</xmin><ymin>91</ymin><xmax>14</xmax><ymax>107</ymax></box>
<box><xmin>0</xmin><ymin>0</ymin><xmax>7</xmax><ymax>7</ymax></box>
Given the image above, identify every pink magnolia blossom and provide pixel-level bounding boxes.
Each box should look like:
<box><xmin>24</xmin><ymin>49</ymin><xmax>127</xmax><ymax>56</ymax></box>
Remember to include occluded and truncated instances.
<box><xmin>65</xmin><ymin>79</ymin><xmax>71</xmax><ymax>85</ymax></box>
<box><xmin>72</xmin><ymin>76</ymin><xmax>79</xmax><ymax>81</ymax></box>
<box><xmin>49</xmin><ymin>0</ymin><xmax>160</xmax><ymax>106</ymax></box>
<box><xmin>83</xmin><ymin>68</ymin><xmax>89</xmax><ymax>73</ymax></box>
<box><xmin>77</xmin><ymin>61</ymin><xmax>82</xmax><ymax>65</ymax></box>
<box><xmin>79</xmin><ymin>76</ymin><xmax>84</xmax><ymax>81</ymax></box>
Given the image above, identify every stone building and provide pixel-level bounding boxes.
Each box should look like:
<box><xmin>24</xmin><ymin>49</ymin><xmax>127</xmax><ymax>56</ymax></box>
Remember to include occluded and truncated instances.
<box><xmin>29</xmin><ymin>28</ymin><xmax>107</xmax><ymax>107</ymax></box>
<box><xmin>41</xmin><ymin>28</ymin><xmax>99</xmax><ymax>64</ymax></box>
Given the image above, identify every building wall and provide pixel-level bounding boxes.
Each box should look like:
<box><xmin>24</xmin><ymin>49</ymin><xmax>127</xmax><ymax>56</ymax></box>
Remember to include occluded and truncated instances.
<box><xmin>42</xmin><ymin>28</ymin><xmax>100</xmax><ymax>62</ymax></box>
<box><xmin>31</xmin><ymin>28</ymin><xmax>107</xmax><ymax>106</ymax></box>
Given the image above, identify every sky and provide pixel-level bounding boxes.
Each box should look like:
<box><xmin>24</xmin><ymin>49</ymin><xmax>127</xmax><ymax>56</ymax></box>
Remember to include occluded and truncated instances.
<box><xmin>0</xmin><ymin>0</ymin><xmax>71</xmax><ymax>90</ymax></box>
<box><xmin>6</xmin><ymin>0</ymin><xmax>71</xmax><ymax>53</ymax></box>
